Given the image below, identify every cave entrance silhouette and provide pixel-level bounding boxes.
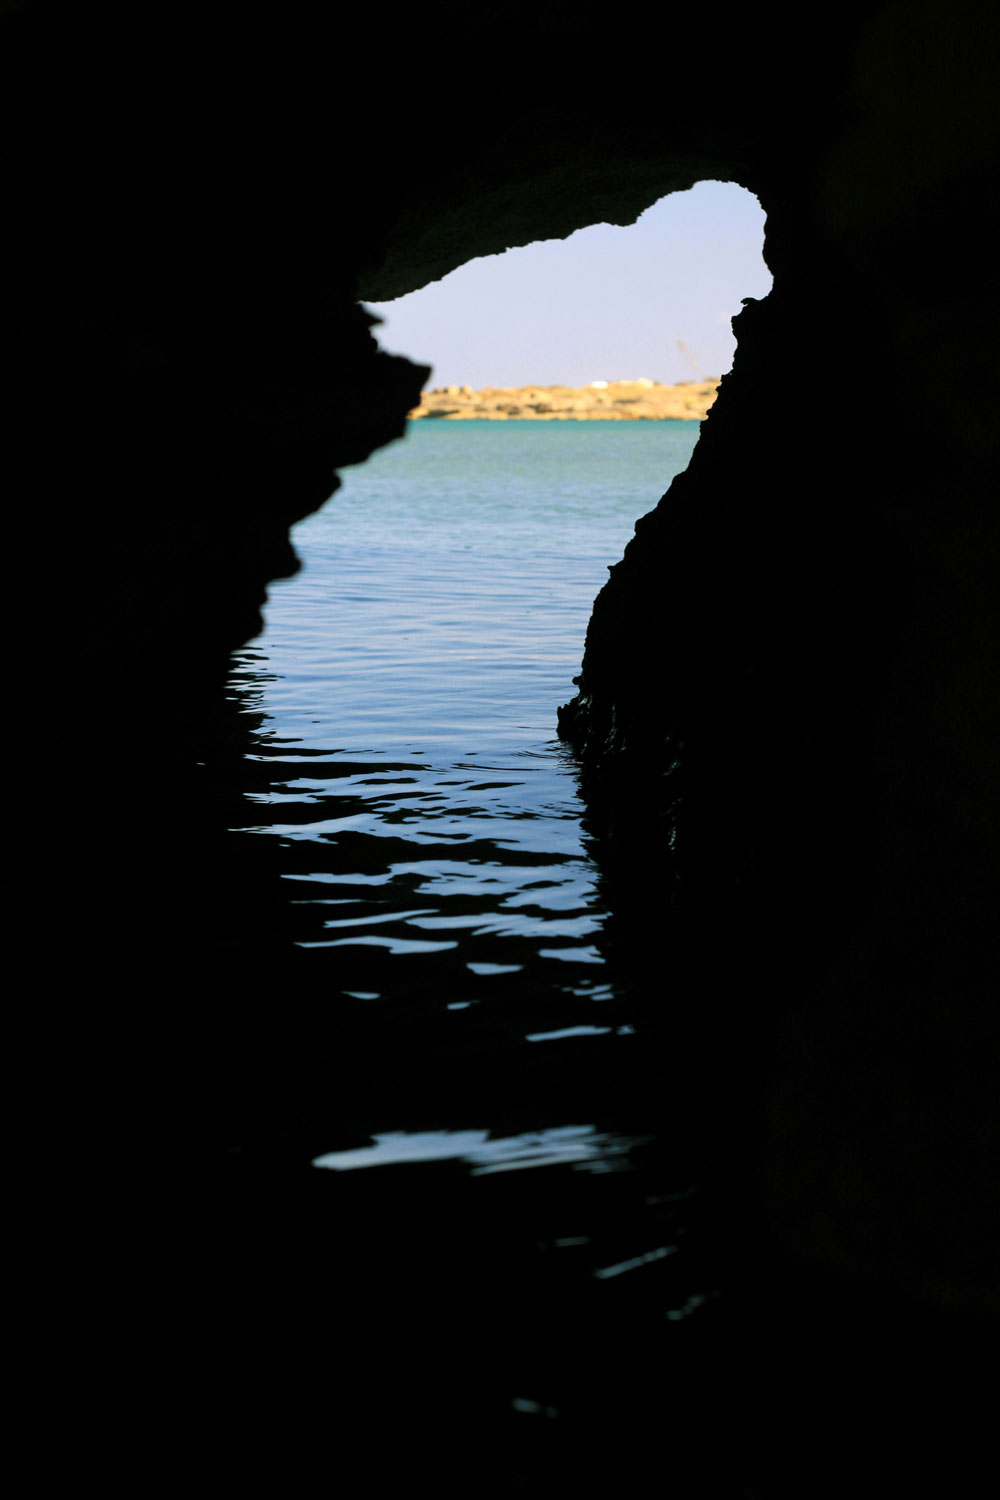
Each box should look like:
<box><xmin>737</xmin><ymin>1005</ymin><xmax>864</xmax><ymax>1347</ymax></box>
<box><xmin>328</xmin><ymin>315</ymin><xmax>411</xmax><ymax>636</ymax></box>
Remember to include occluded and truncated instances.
<box><xmin>248</xmin><ymin>182</ymin><xmax>772</xmax><ymax>812</ymax></box>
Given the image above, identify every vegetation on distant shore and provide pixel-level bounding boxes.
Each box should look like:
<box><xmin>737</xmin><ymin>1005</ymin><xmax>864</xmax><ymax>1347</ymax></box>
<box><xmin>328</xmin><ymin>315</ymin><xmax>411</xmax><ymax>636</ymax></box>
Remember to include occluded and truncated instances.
<box><xmin>409</xmin><ymin>377</ymin><xmax>720</xmax><ymax>421</ymax></box>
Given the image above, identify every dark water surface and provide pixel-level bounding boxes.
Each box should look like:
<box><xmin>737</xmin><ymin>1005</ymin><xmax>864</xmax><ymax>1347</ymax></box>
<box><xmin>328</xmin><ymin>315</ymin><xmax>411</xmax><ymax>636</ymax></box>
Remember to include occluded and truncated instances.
<box><xmin>209</xmin><ymin>420</ymin><xmax>764</xmax><ymax>1488</ymax></box>
<box><xmin>231</xmin><ymin>419</ymin><xmax>703</xmax><ymax>1149</ymax></box>
<box><xmin>194</xmin><ymin>420</ymin><xmax>972</xmax><ymax>1498</ymax></box>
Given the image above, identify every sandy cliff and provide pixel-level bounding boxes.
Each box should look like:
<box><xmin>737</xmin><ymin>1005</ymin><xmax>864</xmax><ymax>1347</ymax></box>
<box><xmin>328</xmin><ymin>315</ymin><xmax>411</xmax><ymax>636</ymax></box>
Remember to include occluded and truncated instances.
<box><xmin>409</xmin><ymin>377</ymin><xmax>720</xmax><ymax>420</ymax></box>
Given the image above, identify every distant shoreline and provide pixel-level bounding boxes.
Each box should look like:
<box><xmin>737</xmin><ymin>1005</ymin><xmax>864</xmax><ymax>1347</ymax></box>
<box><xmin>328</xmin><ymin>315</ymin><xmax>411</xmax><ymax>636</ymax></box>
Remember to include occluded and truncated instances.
<box><xmin>408</xmin><ymin>378</ymin><xmax>720</xmax><ymax>422</ymax></box>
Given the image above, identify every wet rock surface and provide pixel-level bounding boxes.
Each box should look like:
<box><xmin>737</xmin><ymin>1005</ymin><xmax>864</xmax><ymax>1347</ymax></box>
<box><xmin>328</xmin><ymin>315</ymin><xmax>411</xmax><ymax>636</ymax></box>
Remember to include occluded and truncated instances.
<box><xmin>4</xmin><ymin>1</ymin><xmax>998</xmax><ymax>1494</ymax></box>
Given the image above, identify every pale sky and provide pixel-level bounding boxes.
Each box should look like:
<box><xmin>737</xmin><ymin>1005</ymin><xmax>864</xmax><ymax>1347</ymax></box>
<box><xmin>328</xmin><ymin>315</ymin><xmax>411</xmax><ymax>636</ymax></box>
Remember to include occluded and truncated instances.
<box><xmin>365</xmin><ymin>180</ymin><xmax>772</xmax><ymax>390</ymax></box>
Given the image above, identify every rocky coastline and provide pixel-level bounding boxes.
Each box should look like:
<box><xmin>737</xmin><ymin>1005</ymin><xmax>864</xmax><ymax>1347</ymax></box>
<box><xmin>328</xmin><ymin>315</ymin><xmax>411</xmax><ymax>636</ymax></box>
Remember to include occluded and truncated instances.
<box><xmin>409</xmin><ymin>376</ymin><xmax>719</xmax><ymax>420</ymax></box>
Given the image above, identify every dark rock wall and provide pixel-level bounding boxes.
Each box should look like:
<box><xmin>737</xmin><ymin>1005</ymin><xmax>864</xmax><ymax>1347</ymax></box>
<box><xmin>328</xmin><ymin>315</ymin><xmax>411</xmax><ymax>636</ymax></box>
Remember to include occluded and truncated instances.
<box><xmin>554</xmin><ymin>1</ymin><xmax>1000</xmax><ymax>1300</ymax></box>
<box><xmin>758</xmin><ymin>1</ymin><xmax>1000</xmax><ymax>1306</ymax></box>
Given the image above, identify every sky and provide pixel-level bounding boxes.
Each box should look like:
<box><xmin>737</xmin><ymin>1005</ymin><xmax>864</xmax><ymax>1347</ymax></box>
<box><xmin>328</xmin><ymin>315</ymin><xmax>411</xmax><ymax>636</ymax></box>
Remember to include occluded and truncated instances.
<box><xmin>364</xmin><ymin>180</ymin><xmax>772</xmax><ymax>391</ymax></box>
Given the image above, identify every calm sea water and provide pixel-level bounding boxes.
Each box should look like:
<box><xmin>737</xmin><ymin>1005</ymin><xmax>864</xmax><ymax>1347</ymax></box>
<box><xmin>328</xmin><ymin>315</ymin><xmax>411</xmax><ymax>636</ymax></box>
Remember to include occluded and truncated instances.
<box><xmin>230</xmin><ymin>418</ymin><xmax>701</xmax><ymax>1161</ymax></box>
<box><xmin>214</xmin><ymin>419</ymin><xmax>801</xmax><ymax>1490</ymax></box>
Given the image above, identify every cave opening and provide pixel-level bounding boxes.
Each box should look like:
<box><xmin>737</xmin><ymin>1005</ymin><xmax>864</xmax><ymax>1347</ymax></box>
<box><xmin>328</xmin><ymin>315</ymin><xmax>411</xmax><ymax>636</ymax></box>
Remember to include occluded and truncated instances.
<box><xmin>190</xmin><ymin>177</ymin><xmax>798</xmax><ymax>1468</ymax></box>
<box><xmin>219</xmin><ymin>180</ymin><xmax>771</xmax><ymax>1123</ymax></box>
<box><xmin>248</xmin><ymin>179</ymin><xmax>771</xmax><ymax>745</ymax></box>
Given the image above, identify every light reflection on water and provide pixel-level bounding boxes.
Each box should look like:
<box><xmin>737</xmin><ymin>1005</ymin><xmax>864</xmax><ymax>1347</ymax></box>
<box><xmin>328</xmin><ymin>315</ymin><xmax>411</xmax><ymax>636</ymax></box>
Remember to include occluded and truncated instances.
<box><xmin>312</xmin><ymin>1123</ymin><xmax>641</xmax><ymax>1174</ymax></box>
<box><xmin>228</xmin><ymin>421</ymin><xmax>702</xmax><ymax>1166</ymax></box>
<box><xmin>210</xmin><ymin>422</ymin><xmax>741</xmax><ymax>1484</ymax></box>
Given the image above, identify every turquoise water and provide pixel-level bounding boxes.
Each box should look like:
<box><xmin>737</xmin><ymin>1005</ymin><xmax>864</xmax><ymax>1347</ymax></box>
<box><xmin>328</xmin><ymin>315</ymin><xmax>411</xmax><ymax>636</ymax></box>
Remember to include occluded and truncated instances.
<box><xmin>230</xmin><ymin>420</ymin><xmax>702</xmax><ymax>1169</ymax></box>
<box><xmin>254</xmin><ymin>418</ymin><xmax>701</xmax><ymax>754</ymax></box>
<box><xmin>218</xmin><ymin>418</ymin><xmax>756</xmax><ymax>1488</ymax></box>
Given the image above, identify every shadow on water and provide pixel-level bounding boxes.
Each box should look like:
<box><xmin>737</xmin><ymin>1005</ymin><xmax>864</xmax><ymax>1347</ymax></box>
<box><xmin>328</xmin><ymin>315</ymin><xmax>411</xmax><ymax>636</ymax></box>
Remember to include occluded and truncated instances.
<box><xmin>173</xmin><ymin>645</ymin><xmax>760</xmax><ymax>1498</ymax></box>
<box><xmin>106</xmin><ymin>419</ymin><xmax>993</xmax><ymax>1499</ymax></box>
<box><xmin>162</xmin><ymin>662</ymin><xmax>990</xmax><ymax>1500</ymax></box>
<box><xmin>171</xmin><ymin>644</ymin><xmax>996</xmax><ymax>1500</ymax></box>
<box><xmin>211</xmin><ymin>646</ymin><xmax>702</xmax><ymax>1165</ymax></box>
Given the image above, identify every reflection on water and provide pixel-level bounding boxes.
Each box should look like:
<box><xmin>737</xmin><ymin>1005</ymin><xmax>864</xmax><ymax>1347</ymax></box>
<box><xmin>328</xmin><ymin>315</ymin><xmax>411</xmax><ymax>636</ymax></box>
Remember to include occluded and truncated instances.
<box><xmin>209</xmin><ymin>423</ymin><xmax>758</xmax><ymax>1492</ymax></box>
<box><xmin>189</xmin><ymin>422</ymin><xmax>981</xmax><ymax>1497</ymax></box>
<box><xmin>225</xmin><ymin>422</ymin><xmax>706</xmax><ymax>1162</ymax></box>
<box><xmin>313</xmin><ymin>1123</ymin><xmax>641</xmax><ymax>1174</ymax></box>
<box><xmin>231</xmin><ymin>736</ymin><xmax>613</xmax><ymax>1012</ymax></box>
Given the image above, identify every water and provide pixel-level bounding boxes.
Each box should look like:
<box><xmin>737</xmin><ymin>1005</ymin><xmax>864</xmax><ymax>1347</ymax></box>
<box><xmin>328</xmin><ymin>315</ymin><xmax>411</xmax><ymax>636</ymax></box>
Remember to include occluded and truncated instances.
<box><xmin>230</xmin><ymin>420</ymin><xmax>703</xmax><ymax>1145</ymax></box>
<box><xmin>249</xmin><ymin>417</ymin><xmax>698</xmax><ymax>755</ymax></box>
<box><xmin>198</xmin><ymin>418</ymin><xmax>963</xmax><ymax>1496</ymax></box>
<box><xmin>218</xmin><ymin>418</ymin><xmax>758</xmax><ymax>1491</ymax></box>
